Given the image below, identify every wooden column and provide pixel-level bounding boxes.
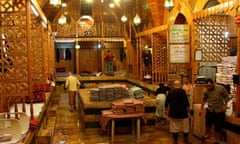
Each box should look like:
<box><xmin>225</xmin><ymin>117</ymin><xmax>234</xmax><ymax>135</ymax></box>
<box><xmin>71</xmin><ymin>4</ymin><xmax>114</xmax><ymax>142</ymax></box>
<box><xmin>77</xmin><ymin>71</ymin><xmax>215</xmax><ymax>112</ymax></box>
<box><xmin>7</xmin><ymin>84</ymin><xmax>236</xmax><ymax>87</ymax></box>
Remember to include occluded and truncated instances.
<box><xmin>236</xmin><ymin>24</ymin><xmax>240</xmax><ymax>117</ymax></box>
<box><xmin>76</xmin><ymin>49</ymin><xmax>80</xmax><ymax>74</ymax></box>
<box><xmin>26</xmin><ymin>0</ymin><xmax>33</xmax><ymax>118</ymax></box>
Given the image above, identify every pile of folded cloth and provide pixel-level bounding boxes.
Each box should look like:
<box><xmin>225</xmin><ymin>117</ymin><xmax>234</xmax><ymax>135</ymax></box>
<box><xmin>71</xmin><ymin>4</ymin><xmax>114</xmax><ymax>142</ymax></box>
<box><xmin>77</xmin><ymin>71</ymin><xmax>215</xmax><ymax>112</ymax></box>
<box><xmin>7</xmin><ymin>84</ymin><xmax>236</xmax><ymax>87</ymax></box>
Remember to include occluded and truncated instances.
<box><xmin>112</xmin><ymin>100</ymin><xmax>125</xmax><ymax>114</ymax></box>
<box><xmin>114</xmin><ymin>85</ymin><xmax>129</xmax><ymax>99</ymax></box>
<box><xmin>89</xmin><ymin>84</ymin><xmax>129</xmax><ymax>101</ymax></box>
<box><xmin>89</xmin><ymin>88</ymin><xmax>100</xmax><ymax>101</ymax></box>
<box><xmin>128</xmin><ymin>86</ymin><xmax>144</xmax><ymax>99</ymax></box>
<box><xmin>111</xmin><ymin>98</ymin><xmax>144</xmax><ymax>114</ymax></box>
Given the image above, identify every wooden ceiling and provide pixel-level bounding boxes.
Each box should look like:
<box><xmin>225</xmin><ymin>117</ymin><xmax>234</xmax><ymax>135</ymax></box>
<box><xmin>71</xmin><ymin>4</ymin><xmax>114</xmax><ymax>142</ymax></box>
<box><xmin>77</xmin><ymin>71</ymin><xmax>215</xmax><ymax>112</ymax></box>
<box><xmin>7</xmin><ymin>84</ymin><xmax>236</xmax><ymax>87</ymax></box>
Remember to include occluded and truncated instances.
<box><xmin>36</xmin><ymin>0</ymin><xmax>166</xmax><ymax>27</ymax></box>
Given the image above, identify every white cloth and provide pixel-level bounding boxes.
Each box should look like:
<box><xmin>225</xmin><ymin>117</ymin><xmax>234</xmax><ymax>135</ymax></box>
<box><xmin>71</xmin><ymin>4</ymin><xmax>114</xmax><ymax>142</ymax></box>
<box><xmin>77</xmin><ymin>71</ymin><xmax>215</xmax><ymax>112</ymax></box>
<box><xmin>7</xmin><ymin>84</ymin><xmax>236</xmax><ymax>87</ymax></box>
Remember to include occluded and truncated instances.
<box><xmin>169</xmin><ymin>117</ymin><xmax>190</xmax><ymax>133</ymax></box>
<box><xmin>155</xmin><ymin>93</ymin><xmax>166</xmax><ymax>118</ymax></box>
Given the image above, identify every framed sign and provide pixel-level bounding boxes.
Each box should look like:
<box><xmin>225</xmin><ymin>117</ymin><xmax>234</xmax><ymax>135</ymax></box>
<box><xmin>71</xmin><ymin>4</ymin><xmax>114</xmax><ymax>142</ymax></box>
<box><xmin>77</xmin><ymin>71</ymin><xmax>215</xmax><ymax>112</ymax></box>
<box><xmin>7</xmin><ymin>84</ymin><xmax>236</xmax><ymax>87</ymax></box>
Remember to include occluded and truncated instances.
<box><xmin>195</xmin><ymin>49</ymin><xmax>202</xmax><ymax>61</ymax></box>
<box><xmin>169</xmin><ymin>25</ymin><xmax>190</xmax><ymax>44</ymax></box>
<box><xmin>170</xmin><ymin>44</ymin><xmax>190</xmax><ymax>63</ymax></box>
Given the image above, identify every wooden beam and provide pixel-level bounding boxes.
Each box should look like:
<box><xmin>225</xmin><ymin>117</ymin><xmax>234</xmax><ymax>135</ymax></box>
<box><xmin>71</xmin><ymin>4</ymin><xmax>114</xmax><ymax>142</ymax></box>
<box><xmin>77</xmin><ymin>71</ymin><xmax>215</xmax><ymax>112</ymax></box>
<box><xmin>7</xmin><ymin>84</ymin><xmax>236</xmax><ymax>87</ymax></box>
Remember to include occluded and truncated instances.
<box><xmin>136</xmin><ymin>25</ymin><xmax>168</xmax><ymax>37</ymax></box>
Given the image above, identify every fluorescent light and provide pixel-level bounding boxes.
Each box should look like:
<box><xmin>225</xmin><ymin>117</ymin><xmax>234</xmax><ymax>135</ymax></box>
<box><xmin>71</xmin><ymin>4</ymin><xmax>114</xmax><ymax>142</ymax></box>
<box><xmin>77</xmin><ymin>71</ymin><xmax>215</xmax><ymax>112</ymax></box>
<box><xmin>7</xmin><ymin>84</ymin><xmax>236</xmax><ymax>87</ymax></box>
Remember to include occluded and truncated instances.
<box><xmin>41</xmin><ymin>21</ymin><xmax>47</xmax><ymax>29</ymax></box>
<box><xmin>55</xmin><ymin>39</ymin><xmax>75</xmax><ymax>42</ymax></box>
<box><xmin>30</xmin><ymin>4</ymin><xmax>39</xmax><ymax>17</ymax></box>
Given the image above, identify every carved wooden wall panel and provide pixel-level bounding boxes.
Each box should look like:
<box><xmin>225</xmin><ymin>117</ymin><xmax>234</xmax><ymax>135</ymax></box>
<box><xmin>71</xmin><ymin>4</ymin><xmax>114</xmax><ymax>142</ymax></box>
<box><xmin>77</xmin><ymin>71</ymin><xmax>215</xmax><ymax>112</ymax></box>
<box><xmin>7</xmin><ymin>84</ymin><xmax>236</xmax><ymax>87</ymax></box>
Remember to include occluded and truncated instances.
<box><xmin>152</xmin><ymin>33</ymin><xmax>168</xmax><ymax>83</ymax></box>
<box><xmin>194</xmin><ymin>15</ymin><xmax>230</xmax><ymax>62</ymax></box>
<box><xmin>0</xmin><ymin>0</ymin><xmax>55</xmax><ymax>112</ymax></box>
<box><xmin>56</xmin><ymin>19</ymin><xmax>123</xmax><ymax>38</ymax></box>
<box><xmin>31</xmin><ymin>17</ymin><xmax>43</xmax><ymax>82</ymax></box>
<box><xmin>0</xmin><ymin>0</ymin><xmax>29</xmax><ymax>97</ymax></box>
<box><xmin>0</xmin><ymin>0</ymin><xmax>29</xmax><ymax>112</ymax></box>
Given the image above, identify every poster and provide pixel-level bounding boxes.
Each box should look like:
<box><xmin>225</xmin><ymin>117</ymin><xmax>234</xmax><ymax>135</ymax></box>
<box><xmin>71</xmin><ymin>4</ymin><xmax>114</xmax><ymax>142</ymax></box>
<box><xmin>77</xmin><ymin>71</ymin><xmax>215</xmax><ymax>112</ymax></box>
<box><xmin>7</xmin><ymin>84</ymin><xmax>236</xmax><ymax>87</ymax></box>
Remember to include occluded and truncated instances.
<box><xmin>170</xmin><ymin>44</ymin><xmax>190</xmax><ymax>63</ymax></box>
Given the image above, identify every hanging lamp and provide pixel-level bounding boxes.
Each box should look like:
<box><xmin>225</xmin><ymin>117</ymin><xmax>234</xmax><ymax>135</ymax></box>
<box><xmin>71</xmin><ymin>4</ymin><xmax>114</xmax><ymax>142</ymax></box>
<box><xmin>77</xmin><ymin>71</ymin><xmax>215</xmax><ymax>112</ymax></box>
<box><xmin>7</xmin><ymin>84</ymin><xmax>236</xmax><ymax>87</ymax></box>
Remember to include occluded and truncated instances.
<box><xmin>121</xmin><ymin>4</ymin><xmax>127</xmax><ymax>23</ymax></box>
<box><xmin>164</xmin><ymin>0</ymin><xmax>174</xmax><ymax>11</ymax></box>
<box><xmin>133</xmin><ymin>14</ymin><xmax>141</xmax><ymax>25</ymax></box>
<box><xmin>50</xmin><ymin>0</ymin><xmax>61</xmax><ymax>6</ymax></box>
<box><xmin>133</xmin><ymin>0</ymin><xmax>141</xmax><ymax>26</ymax></box>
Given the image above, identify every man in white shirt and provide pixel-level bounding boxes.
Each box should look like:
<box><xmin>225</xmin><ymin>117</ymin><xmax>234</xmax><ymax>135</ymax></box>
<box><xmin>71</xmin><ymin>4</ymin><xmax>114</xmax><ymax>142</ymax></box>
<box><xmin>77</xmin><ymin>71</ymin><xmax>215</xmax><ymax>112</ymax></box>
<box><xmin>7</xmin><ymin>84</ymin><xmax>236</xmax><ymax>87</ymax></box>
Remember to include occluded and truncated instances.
<box><xmin>65</xmin><ymin>72</ymin><xmax>80</xmax><ymax>112</ymax></box>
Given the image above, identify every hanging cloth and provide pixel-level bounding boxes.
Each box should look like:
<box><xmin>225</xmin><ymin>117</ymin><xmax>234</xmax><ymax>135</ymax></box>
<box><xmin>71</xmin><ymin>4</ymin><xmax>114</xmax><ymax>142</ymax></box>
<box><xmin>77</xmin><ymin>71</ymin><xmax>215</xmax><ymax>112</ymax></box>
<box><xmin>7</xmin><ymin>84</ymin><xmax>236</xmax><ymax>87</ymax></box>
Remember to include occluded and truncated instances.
<box><xmin>56</xmin><ymin>48</ymin><xmax>60</xmax><ymax>62</ymax></box>
<box><xmin>119</xmin><ymin>47</ymin><xmax>126</xmax><ymax>62</ymax></box>
<box><xmin>65</xmin><ymin>48</ymin><xmax>72</xmax><ymax>60</ymax></box>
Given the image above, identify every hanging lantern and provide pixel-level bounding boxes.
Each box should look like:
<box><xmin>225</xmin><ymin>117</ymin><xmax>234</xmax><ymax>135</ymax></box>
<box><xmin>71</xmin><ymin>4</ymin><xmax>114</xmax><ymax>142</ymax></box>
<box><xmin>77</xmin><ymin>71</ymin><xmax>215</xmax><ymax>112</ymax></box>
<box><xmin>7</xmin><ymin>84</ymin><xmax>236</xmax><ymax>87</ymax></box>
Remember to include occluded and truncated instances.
<box><xmin>50</xmin><ymin>0</ymin><xmax>61</xmax><ymax>6</ymax></box>
<box><xmin>58</xmin><ymin>15</ymin><xmax>67</xmax><ymax>25</ymax></box>
<box><xmin>164</xmin><ymin>0</ymin><xmax>174</xmax><ymax>11</ymax></box>
<box><xmin>121</xmin><ymin>15</ymin><xmax>127</xmax><ymax>23</ymax></box>
<box><xmin>133</xmin><ymin>14</ymin><xmax>141</xmax><ymax>26</ymax></box>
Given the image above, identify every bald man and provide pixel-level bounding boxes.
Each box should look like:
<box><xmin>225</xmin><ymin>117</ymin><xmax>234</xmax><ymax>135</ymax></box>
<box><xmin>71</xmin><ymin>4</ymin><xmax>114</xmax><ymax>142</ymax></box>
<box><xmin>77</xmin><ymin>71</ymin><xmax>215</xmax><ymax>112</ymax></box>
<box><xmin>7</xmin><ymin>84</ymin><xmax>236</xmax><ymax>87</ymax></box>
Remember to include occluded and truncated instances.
<box><xmin>165</xmin><ymin>80</ymin><xmax>191</xmax><ymax>144</ymax></box>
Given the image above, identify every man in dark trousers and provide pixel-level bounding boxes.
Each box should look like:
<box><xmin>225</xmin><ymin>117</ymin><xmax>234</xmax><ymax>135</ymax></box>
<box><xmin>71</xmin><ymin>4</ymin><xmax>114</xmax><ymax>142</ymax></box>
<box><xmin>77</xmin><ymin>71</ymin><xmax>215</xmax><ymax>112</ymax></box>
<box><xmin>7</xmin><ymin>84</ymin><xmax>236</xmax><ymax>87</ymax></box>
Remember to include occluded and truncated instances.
<box><xmin>165</xmin><ymin>80</ymin><xmax>191</xmax><ymax>144</ymax></box>
<box><xmin>199</xmin><ymin>78</ymin><xmax>229</xmax><ymax>144</ymax></box>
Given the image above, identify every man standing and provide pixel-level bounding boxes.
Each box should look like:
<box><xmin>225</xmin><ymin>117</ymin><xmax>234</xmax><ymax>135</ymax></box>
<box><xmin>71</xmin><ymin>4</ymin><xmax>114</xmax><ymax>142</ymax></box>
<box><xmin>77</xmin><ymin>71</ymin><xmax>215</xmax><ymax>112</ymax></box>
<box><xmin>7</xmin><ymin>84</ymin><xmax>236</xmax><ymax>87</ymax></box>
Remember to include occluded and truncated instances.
<box><xmin>165</xmin><ymin>80</ymin><xmax>191</xmax><ymax>144</ymax></box>
<box><xmin>199</xmin><ymin>78</ymin><xmax>229</xmax><ymax>144</ymax></box>
<box><xmin>155</xmin><ymin>83</ymin><xmax>171</xmax><ymax>124</ymax></box>
<box><xmin>104</xmin><ymin>50</ymin><xmax>114</xmax><ymax>74</ymax></box>
<box><xmin>65</xmin><ymin>72</ymin><xmax>80</xmax><ymax>112</ymax></box>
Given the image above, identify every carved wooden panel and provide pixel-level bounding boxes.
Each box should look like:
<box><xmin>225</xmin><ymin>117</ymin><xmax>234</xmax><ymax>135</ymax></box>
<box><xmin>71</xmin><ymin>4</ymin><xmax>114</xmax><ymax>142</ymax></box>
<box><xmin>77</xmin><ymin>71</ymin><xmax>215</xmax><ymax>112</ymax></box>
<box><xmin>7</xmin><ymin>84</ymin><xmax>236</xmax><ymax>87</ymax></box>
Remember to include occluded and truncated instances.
<box><xmin>0</xmin><ymin>0</ymin><xmax>29</xmax><ymax>97</ymax></box>
<box><xmin>194</xmin><ymin>15</ymin><xmax>230</xmax><ymax>62</ymax></box>
<box><xmin>152</xmin><ymin>33</ymin><xmax>168</xmax><ymax>83</ymax></box>
<box><xmin>31</xmin><ymin>17</ymin><xmax>43</xmax><ymax>82</ymax></box>
<box><xmin>56</xmin><ymin>19</ymin><xmax>123</xmax><ymax>38</ymax></box>
<box><xmin>0</xmin><ymin>0</ymin><xmax>26</xmax><ymax>12</ymax></box>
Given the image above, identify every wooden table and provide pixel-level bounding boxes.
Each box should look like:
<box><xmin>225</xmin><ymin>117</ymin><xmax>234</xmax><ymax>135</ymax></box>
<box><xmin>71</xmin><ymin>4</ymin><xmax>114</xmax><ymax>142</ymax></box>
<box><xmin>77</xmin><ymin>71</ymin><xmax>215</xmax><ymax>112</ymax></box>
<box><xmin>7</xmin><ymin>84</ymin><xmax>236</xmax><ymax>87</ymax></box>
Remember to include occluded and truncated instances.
<box><xmin>100</xmin><ymin>110</ymin><xmax>145</xmax><ymax>141</ymax></box>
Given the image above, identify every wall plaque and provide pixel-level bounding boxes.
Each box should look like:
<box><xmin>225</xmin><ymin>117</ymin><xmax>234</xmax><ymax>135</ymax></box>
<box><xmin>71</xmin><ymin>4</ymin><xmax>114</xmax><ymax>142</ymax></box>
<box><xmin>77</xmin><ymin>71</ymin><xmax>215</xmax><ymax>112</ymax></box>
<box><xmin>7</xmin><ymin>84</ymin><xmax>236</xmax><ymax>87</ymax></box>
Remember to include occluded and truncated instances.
<box><xmin>170</xmin><ymin>44</ymin><xmax>190</xmax><ymax>63</ymax></box>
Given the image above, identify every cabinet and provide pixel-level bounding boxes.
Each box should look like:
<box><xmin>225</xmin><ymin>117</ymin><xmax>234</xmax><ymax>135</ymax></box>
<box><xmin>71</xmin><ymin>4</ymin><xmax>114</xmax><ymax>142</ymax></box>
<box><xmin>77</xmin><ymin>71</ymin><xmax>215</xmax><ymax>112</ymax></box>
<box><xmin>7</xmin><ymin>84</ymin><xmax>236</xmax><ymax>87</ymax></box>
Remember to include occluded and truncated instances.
<box><xmin>192</xmin><ymin>104</ymin><xmax>206</xmax><ymax>138</ymax></box>
<box><xmin>192</xmin><ymin>84</ymin><xmax>206</xmax><ymax>104</ymax></box>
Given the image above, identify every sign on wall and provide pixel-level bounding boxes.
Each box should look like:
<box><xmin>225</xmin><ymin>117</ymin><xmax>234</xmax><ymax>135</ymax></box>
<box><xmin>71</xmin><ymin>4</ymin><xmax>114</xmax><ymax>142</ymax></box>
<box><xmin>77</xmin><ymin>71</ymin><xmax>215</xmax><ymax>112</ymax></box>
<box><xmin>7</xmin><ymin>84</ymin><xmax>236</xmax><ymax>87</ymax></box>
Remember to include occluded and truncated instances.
<box><xmin>170</xmin><ymin>44</ymin><xmax>190</xmax><ymax>63</ymax></box>
<box><xmin>169</xmin><ymin>25</ymin><xmax>190</xmax><ymax>44</ymax></box>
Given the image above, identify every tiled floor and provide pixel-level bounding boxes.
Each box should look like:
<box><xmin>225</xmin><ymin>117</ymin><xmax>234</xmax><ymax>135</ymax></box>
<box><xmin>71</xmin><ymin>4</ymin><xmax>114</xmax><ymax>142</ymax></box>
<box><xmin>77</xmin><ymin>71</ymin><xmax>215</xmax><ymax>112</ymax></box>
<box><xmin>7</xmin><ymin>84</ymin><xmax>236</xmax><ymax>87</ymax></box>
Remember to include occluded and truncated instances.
<box><xmin>49</xmin><ymin>89</ymin><xmax>203</xmax><ymax>144</ymax></box>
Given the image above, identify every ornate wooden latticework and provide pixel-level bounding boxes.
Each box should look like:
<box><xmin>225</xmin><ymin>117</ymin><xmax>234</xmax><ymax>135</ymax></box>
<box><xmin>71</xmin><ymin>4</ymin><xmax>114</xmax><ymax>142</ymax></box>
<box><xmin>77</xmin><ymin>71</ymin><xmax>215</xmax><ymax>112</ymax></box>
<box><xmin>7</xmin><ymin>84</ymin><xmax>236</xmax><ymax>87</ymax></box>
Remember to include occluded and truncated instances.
<box><xmin>152</xmin><ymin>32</ymin><xmax>168</xmax><ymax>83</ymax></box>
<box><xmin>31</xmin><ymin>17</ymin><xmax>44</xmax><ymax>82</ymax></box>
<box><xmin>0</xmin><ymin>0</ymin><xmax>55</xmax><ymax>112</ymax></box>
<box><xmin>0</xmin><ymin>0</ymin><xmax>29</xmax><ymax>112</ymax></box>
<box><xmin>194</xmin><ymin>15</ymin><xmax>230</xmax><ymax>62</ymax></box>
<box><xmin>56</xmin><ymin>19</ymin><xmax>124</xmax><ymax>38</ymax></box>
<box><xmin>0</xmin><ymin>0</ymin><xmax>28</xmax><ymax>96</ymax></box>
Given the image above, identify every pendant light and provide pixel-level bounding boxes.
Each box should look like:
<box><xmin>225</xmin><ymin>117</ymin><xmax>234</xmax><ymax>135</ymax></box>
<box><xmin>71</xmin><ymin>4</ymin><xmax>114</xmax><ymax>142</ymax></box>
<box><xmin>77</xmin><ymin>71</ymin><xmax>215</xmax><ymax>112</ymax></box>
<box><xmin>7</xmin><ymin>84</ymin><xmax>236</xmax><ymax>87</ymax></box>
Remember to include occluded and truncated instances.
<box><xmin>164</xmin><ymin>0</ymin><xmax>174</xmax><ymax>11</ymax></box>
<box><xmin>133</xmin><ymin>14</ymin><xmax>141</xmax><ymax>25</ymax></box>
<box><xmin>50</xmin><ymin>0</ymin><xmax>62</xmax><ymax>6</ymax></box>
<box><xmin>121</xmin><ymin>3</ymin><xmax>127</xmax><ymax>23</ymax></box>
<box><xmin>133</xmin><ymin>0</ymin><xmax>141</xmax><ymax>26</ymax></box>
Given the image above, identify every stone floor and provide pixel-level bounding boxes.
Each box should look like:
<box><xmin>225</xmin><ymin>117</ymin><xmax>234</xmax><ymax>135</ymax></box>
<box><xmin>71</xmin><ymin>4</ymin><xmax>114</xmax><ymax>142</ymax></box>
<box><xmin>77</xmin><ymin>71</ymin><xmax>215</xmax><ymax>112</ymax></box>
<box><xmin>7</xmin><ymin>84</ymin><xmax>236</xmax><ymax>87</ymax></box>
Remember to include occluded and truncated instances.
<box><xmin>46</xmin><ymin>88</ymin><xmax>204</xmax><ymax>144</ymax></box>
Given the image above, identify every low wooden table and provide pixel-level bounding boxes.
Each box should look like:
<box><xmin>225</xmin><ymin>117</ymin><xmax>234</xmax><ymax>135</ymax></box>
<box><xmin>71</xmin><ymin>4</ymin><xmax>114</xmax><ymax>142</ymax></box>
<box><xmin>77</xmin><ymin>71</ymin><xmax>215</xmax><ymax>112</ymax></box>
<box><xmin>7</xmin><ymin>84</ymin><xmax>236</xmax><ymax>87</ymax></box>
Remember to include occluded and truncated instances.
<box><xmin>100</xmin><ymin>110</ymin><xmax>146</xmax><ymax>141</ymax></box>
